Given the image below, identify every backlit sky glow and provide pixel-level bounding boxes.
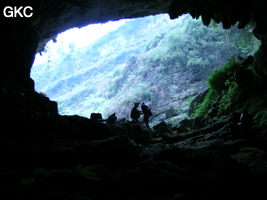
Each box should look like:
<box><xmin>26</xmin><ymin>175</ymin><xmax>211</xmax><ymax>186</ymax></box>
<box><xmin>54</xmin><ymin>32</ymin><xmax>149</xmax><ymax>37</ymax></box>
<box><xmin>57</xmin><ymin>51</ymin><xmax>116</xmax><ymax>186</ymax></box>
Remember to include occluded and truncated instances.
<box><xmin>33</xmin><ymin>19</ymin><xmax>129</xmax><ymax>66</ymax></box>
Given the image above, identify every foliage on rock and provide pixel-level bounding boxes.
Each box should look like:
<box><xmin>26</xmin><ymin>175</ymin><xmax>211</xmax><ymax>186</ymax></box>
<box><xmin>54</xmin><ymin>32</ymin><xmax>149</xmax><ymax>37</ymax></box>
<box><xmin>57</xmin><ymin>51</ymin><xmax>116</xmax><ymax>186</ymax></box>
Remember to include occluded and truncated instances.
<box><xmin>31</xmin><ymin>14</ymin><xmax>260</xmax><ymax>124</ymax></box>
<box><xmin>189</xmin><ymin>56</ymin><xmax>265</xmax><ymax>120</ymax></box>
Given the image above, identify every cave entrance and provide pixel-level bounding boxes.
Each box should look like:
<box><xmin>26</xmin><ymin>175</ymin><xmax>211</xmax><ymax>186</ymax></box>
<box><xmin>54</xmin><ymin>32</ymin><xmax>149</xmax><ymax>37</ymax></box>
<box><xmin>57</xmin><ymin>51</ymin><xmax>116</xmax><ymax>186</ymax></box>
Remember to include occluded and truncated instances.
<box><xmin>31</xmin><ymin>13</ymin><xmax>260</xmax><ymax>126</ymax></box>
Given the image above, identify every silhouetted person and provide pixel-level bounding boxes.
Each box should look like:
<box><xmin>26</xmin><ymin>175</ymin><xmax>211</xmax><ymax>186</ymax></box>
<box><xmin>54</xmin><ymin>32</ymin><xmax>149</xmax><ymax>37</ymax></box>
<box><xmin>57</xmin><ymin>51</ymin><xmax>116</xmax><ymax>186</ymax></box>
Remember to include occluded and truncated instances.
<box><xmin>238</xmin><ymin>109</ymin><xmax>252</xmax><ymax>135</ymax></box>
<box><xmin>225</xmin><ymin>112</ymin><xmax>241</xmax><ymax>135</ymax></box>
<box><xmin>130</xmin><ymin>103</ymin><xmax>142</xmax><ymax>122</ymax></box>
<box><xmin>141</xmin><ymin>102</ymin><xmax>152</xmax><ymax>128</ymax></box>
<box><xmin>108</xmin><ymin>113</ymin><xmax>117</xmax><ymax>123</ymax></box>
<box><xmin>225</xmin><ymin>109</ymin><xmax>252</xmax><ymax>136</ymax></box>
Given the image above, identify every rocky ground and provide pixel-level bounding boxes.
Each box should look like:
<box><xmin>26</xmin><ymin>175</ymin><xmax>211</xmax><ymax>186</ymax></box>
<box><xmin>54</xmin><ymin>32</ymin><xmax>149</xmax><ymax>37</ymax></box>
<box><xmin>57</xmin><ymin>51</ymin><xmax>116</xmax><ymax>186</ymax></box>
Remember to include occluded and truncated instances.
<box><xmin>1</xmin><ymin>110</ymin><xmax>267</xmax><ymax>200</ymax></box>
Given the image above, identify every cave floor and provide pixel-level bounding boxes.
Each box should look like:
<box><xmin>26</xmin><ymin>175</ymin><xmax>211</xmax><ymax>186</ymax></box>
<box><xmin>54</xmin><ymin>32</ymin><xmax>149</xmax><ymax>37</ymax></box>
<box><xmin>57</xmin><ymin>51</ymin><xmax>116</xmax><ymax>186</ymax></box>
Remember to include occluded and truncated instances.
<box><xmin>1</xmin><ymin>110</ymin><xmax>267</xmax><ymax>200</ymax></box>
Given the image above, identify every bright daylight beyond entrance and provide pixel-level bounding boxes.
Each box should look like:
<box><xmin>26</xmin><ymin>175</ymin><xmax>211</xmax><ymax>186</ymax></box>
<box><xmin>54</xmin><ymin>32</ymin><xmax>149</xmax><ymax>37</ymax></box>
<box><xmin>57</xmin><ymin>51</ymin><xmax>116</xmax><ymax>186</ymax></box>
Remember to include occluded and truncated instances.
<box><xmin>31</xmin><ymin>13</ymin><xmax>260</xmax><ymax>126</ymax></box>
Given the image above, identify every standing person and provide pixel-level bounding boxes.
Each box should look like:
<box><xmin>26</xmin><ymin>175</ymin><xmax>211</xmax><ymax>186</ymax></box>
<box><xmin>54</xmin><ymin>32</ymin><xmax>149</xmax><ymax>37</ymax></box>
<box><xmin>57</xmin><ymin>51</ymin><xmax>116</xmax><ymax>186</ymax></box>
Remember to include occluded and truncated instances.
<box><xmin>130</xmin><ymin>102</ymin><xmax>142</xmax><ymax>122</ymax></box>
<box><xmin>238</xmin><ymin>109</ymin><xmax>252</xmax><ymax>135</ymax></box>
<box><xmin>141</xmin><ymin>102</ymin><xmax>152</xmax><ymax>128</ymax></box>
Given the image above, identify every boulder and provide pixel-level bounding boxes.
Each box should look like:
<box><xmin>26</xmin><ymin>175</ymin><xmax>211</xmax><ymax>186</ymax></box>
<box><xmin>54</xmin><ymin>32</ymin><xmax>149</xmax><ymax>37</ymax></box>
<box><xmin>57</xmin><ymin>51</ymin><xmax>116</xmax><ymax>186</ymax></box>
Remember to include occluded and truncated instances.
<box><xmin>74</xmin><ymin>135</ymin><xmax>139</xmax><ymax>167</ymax></box>
<box><xmin>153</xmin><ymin>121</ymin><xmax>173</xmax><ymax>136</ymax></box>
<box><xmin>187</xmin><ymin>89</ymin><xmax>209</xmax><ymax>117</ymax></box>
<box><xmin>90</xmin><ymin>113</ymin><xmax>103</xmax><ymax>120</ymax></box>
<box><xmin>121</xmin><ymin>122</ymin><xmax>151</xmax><ymax>144</ymax></box>
<box><xmin>174</xmin><ymin>118</ymin><xmax>192</xmax><ymax>133</ymax></box>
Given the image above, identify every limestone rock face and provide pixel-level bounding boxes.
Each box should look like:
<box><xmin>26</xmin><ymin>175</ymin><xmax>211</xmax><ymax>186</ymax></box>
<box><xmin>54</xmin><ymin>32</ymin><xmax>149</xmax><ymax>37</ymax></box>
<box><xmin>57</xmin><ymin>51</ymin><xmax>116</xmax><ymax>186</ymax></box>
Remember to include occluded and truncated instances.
<box><xmin>2</xmin><ymin>1</ymin><xmax>267</xmax><ymax>199</ymax></box>
<box><xmin>1</xmin><ymin>0</ymin><xmax>173</xmax><ymax>108</ymax></box>
<box><xmin>152</xmin><ymin>66</ymin><xmax>208</xmax><ymax>123</ymax></box>
<box><xmin>32</xmin><ymin>0</ymin><xmax>173</xmax><ymax>51</ymax></box>
<box><xmin>1</xmin><ymin>0</ymin><xmax>267</xmax><ymax>87</ymax></box>
<box><xmin>1</xmin><ymin>0</ymin><xmax>267</xmax><ymax>113</ymax></box>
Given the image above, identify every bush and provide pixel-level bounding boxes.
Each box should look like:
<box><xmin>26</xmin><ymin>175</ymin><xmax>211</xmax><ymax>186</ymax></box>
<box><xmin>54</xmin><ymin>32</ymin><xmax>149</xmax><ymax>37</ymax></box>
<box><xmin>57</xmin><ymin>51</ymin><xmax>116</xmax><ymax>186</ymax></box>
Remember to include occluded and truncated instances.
<box><xmin>191</xmin><ymin>60</ymin><xmax>241</xmax><ymax>118</ymax></box>
<box><xmin>206</xmin><ymin>60</ymin><xmax>239</xmax><ymax>91</ymax></box>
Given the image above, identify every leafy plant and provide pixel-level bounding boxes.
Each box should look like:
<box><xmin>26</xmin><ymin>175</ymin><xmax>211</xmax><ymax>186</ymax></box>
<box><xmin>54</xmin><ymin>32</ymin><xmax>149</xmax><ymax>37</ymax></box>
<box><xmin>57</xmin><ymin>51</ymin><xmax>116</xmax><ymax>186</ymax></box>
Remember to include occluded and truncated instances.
<box><xmin>21</xmin><ymin>168</ymin><xmax>50</xmax><ymax>187</ymax></box>
<box><xmin>206</xmin><ymin>60</ymin><xmax>239</xmax><ymax>91</ymax></box>
<box><xmin>191</xmin><ymin>60</ymin><xmax>241</xmax><ymax>118</ymax></box>
<box><xmin>75</xmin><ymin>164</ymin><xmax>96</xmax><ymax>177</ymax></box>
<box><xmin>31</xmin><ymin>14</ymin><xmax>261</xmax><ymax>122</ymax></box>
<box><xmin>22</xmin><ymin>177</ymin><xmax>35</xmax><ymax>186</ymax></box>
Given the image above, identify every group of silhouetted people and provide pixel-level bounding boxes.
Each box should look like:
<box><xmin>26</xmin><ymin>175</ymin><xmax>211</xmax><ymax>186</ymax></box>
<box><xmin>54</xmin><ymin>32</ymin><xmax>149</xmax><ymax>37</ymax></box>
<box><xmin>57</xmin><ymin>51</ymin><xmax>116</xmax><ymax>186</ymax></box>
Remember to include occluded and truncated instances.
<box><xmin>106</xmin><ymin>102</ymin><xmax>152</xmax><ymax>128</ymax></box>
<box><xmin>130</xmin><ymin>102</ymin><xmax>152</xmax><ymax>128</ymax></box>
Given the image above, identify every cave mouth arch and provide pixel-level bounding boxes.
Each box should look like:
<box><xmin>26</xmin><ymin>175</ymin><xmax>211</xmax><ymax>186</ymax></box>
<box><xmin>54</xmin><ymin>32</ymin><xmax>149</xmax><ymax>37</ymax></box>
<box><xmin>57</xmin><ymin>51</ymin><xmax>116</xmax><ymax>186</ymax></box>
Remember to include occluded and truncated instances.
<box><xmin>31</xmin><ymin>13</ymin><xmax>260</xmax><ymax>124</ymax></box>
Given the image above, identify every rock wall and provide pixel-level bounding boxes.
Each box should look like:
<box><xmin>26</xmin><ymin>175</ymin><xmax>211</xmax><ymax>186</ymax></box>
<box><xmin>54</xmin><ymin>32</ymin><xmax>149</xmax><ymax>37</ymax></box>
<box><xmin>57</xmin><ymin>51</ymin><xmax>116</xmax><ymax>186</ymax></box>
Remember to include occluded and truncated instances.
<box><xmin>152</xmin><ymin>66</ymin><xmax>208</xmax><ymax>123</ymax></box>
<box><xmin>2</xmin><ymin>0</ymin><xmax>267</xmax><ymax>90</ymax></box>
<box><xmin>1</xmin><ymin>0</ymin><xmax>267</xmax><ymax>114</ymax></box>
<box><xmin>2</xmin><ymin>1</ymin><xmax>267</xmax><ymax>199</ymax></box>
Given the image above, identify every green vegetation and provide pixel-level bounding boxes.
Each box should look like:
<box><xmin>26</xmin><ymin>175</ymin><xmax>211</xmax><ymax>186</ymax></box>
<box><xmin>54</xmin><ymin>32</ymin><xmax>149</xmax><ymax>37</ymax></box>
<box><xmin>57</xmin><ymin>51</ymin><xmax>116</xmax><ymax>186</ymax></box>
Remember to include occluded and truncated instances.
<box><xmin>31</xmin><ymin>14</ymin><xmax>260</xmax><ymax>123</ymax></box>
<box><xmin>75</xmin><ymin>164</ymin><xmax>96</xmax><ymax>177</ymax></box>
<box><xmin>190</xmin><ymin>60</ymin><xmax>244</xmax><ymax>118</ymax></box>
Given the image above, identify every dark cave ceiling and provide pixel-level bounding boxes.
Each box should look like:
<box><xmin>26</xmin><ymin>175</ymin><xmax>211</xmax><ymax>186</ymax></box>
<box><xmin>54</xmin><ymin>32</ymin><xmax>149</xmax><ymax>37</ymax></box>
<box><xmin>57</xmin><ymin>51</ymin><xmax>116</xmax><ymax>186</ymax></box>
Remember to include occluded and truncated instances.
<box><xmin>1</xmin><ymin>0</ymin><xmax>267</xmax><ymax>89</ymax></box>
